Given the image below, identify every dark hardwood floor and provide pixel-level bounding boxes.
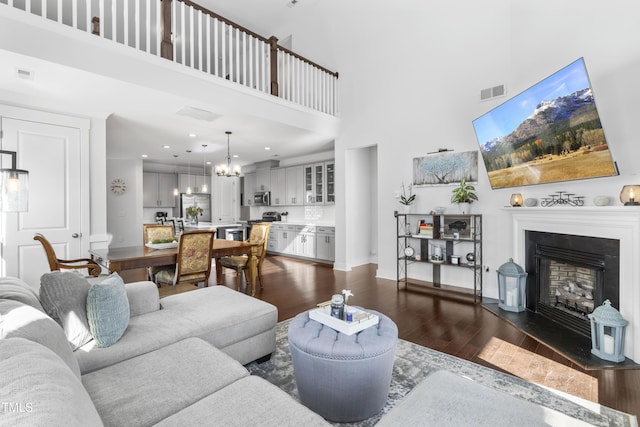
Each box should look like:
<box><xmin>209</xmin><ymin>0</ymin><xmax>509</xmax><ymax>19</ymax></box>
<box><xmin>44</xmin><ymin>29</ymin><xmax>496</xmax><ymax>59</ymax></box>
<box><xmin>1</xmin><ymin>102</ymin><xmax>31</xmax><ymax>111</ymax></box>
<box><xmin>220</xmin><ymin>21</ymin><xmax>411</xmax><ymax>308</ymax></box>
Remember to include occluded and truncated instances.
<box><xmin>159</xmin><ymin>254</ymin><xmax>640</xmax><ymax>419</ymax></box>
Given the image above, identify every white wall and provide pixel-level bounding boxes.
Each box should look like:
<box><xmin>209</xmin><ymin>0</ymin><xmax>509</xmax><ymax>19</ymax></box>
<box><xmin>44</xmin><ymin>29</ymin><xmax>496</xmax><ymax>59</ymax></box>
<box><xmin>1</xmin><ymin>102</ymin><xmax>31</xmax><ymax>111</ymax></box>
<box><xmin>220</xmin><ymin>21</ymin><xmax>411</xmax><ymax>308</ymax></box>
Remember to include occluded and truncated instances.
<box><xmin>107</xmin><ymin>159</ymin><xmax>144</xmax><ymax>247</ymax></box>
<box><xmin>268</xmin><ymin>0</ymin><xmax>640</xmax><ymax>298</ymax></box>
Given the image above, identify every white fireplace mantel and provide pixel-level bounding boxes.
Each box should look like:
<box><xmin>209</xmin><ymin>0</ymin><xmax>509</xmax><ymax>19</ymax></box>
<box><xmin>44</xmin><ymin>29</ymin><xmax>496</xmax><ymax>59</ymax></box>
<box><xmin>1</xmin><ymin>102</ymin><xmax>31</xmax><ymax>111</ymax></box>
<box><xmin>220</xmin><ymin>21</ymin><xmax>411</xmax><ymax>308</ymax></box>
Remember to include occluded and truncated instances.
<box><xmin>507</xmin><ymin>206</ymin><xmax>640</xmax><ymax>361</ymax></box>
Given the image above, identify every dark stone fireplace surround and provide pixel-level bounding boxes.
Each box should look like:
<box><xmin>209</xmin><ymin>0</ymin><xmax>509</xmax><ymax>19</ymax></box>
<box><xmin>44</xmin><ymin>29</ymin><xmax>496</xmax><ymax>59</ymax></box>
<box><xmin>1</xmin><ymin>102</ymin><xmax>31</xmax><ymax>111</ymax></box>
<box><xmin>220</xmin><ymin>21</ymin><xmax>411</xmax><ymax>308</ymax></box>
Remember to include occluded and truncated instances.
<box><xmin>524</xmin><ymin>231</ymin><xmax>620</xmax><ymax>338</ymax></box>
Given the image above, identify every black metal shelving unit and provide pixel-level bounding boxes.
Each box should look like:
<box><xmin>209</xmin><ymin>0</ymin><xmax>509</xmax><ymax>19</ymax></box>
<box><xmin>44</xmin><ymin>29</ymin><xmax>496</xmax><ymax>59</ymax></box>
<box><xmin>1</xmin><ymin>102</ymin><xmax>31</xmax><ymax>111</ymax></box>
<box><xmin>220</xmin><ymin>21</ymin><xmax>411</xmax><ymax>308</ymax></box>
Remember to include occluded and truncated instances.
<box><xmin>395</xmin><ymin>211</ymin><xmax>483</xmax><ymax>302</ymax></box>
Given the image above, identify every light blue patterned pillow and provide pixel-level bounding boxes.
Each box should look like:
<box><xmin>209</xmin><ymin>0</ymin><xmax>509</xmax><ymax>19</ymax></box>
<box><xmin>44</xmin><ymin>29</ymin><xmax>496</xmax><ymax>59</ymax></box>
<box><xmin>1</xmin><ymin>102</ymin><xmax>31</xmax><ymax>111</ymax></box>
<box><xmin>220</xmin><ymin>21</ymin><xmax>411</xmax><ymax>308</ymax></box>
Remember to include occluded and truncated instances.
<box><xmin>86</xmin><ymin>273</ymin><xmax>130</xmax><ymax>348</ymax></box>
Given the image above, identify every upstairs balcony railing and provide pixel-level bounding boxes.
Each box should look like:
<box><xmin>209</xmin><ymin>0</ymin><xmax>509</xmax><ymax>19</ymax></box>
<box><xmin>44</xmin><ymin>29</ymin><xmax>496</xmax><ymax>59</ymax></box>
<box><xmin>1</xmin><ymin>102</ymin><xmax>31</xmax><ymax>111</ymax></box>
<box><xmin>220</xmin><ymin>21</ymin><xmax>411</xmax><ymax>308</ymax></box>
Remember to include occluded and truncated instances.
<box><xmin>2</xmin><ymin>0</ymin><xmax>339</xmax><ymax>115</ymax></box>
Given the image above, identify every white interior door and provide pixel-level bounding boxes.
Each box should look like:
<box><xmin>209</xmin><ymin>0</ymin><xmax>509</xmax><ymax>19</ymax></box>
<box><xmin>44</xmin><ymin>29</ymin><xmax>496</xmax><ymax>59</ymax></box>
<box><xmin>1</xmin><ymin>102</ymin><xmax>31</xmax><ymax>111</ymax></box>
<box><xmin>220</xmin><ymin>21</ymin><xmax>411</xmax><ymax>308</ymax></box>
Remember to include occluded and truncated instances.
<box><xmin>1</xmin><ymin>115</ymin><xmax>83</xmax><ymax>290</ymax></box>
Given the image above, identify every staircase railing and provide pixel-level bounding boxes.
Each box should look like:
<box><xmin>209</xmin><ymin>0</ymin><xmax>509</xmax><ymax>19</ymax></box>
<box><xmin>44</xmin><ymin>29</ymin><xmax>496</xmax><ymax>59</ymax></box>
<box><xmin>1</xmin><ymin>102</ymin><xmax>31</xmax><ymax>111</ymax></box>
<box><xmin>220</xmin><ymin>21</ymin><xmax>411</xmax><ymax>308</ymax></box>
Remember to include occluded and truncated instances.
<box><xmin>2</xmin><ymin>0</ymin><xmax>338</xmax><ymax>115</ymax></box>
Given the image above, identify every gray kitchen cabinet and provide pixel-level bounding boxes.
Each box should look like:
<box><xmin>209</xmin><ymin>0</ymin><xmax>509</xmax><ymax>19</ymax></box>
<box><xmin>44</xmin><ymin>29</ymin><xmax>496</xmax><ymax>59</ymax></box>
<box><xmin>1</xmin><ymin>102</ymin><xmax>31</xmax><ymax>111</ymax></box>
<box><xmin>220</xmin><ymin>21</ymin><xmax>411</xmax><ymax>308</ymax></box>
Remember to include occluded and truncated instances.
<box><xmin>256</xmin><ymin>168</ymin><xmax>271</xmax><ymax>191</ymax></box>
<box><xmin>243</xmin><ymin>172</ymin><xmax>256</xmax><ymax>205</ymax></box>
<box><xmin>278</xmin><ymin>224</ymin><xmax>297</xmax><ymax>255</ymax></box>
<box><xmin>295</xmin><ymin>225</ymin><xmax>316</xmax><ymax>258</ymax></box>
<box><xmin>144</xmin><ymin>172</ymin><xmax>177</xmax><ymax>207</ymax></box>
<box><xmin>179</xmin><ymin>174</ymin><xmax>209</xmax><ymax>194</ymax></box>
<box><xmin>304</xmin><ymin>163</ymin><xmax>325</xmax><ymax>204</ymax></box>
<box><xmin>286</xmin><ymin>165</ymin><xmax>304</xmax><ymax>205</ymax></box>
<box><xmin>267</xmin><ymin>226</ymin><xmax>280</xmax><ymax>252</ymax></box>
<box><xmin>325</xmin><ymin>161</ymin><xmax>335</xmax><ymax>204</ymax></box>
<box><xmin>316</xmin><ymin>226</ymin><xmax>335</xmax><ymax>261</ymax></box>
<box><xmin>270</xmin><ymin>168</ymin><xmax>286</xmax><ymax>206</ymax></box>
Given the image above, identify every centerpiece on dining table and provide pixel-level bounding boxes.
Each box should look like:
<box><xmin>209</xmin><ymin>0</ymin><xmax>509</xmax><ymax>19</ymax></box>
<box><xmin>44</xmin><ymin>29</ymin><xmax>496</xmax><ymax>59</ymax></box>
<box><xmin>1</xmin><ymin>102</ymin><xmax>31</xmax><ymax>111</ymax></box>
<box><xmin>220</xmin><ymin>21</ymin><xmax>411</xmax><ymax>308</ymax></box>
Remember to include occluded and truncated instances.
<box><xmin>186</xmin><ymin>205</ymin><xmax>203</xmax><ymax>224</ymax></box>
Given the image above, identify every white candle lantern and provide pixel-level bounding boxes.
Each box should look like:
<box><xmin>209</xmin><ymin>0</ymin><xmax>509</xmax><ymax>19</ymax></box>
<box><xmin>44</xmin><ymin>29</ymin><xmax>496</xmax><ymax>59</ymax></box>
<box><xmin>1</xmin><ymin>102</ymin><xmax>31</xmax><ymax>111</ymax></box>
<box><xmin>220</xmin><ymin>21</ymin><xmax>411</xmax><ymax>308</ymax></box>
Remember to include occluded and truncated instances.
<box><xmin>496</xmin><ymin>258</ymin><xmax>528</xmax><ymax>313</ymax></box>
<box><xmin>588</xmin><ymin>300</ymin><xmax>628</xmax><ymax>363</ymax></box>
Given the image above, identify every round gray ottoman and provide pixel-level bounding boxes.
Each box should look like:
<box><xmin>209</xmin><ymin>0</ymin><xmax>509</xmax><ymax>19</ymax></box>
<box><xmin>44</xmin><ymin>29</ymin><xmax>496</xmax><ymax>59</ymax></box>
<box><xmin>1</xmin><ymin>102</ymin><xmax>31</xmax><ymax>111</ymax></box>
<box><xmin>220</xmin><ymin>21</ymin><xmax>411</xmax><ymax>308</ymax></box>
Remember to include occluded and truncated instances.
<box><xmin>288</xmin><ymin>308</ymin><xmax>398</xmax><ymax>422</ymax></box>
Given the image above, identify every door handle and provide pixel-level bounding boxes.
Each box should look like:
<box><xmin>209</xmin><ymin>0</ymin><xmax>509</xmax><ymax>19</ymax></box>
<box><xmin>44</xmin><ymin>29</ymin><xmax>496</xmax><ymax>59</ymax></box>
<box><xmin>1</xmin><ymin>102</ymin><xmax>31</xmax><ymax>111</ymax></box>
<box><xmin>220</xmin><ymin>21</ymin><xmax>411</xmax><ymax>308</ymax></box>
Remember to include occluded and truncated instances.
<box><xmin>72</xmin><ymin>233</ymin><xmax>82</xmax><ymax>238</ymax></box>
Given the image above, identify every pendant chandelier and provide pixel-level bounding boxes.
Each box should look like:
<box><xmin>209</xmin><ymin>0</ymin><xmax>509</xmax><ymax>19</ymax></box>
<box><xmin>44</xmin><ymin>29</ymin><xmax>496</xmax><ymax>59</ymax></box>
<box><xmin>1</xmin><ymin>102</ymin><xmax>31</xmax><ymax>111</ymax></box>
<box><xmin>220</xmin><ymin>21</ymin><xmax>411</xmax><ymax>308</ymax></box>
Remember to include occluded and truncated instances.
<box><xmin>216</xmin><ymin>131</ymin><xmax>241</xmax><ymax>177</ymax></box>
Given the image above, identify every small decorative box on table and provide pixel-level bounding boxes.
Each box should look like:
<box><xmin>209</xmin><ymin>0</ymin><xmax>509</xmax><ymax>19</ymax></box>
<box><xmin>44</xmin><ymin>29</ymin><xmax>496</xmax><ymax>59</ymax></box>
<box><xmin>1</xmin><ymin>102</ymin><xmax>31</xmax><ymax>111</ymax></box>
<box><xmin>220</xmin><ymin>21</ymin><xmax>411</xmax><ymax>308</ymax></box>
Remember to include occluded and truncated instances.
<box><xmin>309</xmin><ymin>305</ymin><xmax>379</xmax><ymax>336</ymax></box>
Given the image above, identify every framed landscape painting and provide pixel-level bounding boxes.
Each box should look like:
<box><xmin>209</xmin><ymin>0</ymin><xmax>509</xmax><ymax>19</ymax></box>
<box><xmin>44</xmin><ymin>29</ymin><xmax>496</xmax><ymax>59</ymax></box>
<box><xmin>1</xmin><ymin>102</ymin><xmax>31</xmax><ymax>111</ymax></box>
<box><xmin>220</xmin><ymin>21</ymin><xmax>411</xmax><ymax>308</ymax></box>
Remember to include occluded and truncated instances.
<box><xmin>412</xmin><ymin>150</ymin><xmax>478</xmax><ymax>186</ymax></box>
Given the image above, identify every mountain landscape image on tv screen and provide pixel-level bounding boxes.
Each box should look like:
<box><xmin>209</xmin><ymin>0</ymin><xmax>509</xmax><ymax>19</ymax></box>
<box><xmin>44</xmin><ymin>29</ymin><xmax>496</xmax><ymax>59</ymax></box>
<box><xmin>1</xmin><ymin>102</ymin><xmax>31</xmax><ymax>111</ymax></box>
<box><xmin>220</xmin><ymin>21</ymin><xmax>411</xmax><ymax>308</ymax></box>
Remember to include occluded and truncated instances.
<box><xmin>473</xmin><ymin>58</ymin><xmax>617</xmax><ymax>189</ymax></box>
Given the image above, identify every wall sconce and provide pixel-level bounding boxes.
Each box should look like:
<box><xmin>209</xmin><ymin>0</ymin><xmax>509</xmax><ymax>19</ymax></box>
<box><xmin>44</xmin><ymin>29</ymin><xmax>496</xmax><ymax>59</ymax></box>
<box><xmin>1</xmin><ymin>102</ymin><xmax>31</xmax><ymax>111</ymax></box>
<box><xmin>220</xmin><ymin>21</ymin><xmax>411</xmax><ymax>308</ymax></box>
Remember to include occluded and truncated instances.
<box><xmin>619</xmin><ymin>185</ymin><xmax>640</xmax><ymax>206</ymax></box>
<box><xmin>510</xmin><ymin>193</ymin><xmax>523</xmax><ymax>207</ymax></box>
<box><xmin>588</xmin><ymin>300</ymin><xmax>628</xmax><ymax>363</ymax></box>
<box><xmin>0</xmin><ymin>150</ymin><xmax>29</xmax><ymax>212</ymax></box>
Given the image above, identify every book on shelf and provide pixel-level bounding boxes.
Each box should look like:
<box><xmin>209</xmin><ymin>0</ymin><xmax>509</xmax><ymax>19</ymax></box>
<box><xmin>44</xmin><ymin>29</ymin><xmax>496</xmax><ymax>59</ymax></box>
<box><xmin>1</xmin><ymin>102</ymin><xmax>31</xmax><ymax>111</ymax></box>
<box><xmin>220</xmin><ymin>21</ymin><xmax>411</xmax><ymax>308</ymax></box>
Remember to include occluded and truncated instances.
<box><xmin>417</xmin><ymin>220</ymin><xmax>433</xmax><ymax>237</ymax></box>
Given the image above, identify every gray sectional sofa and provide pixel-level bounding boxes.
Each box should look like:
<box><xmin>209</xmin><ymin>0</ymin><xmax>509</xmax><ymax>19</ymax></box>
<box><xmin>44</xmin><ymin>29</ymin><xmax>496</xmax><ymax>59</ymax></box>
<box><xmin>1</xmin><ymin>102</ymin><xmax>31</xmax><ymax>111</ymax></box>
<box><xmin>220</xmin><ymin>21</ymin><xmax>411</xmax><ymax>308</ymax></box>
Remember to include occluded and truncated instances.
<box><xmin>0</xmin><ymin>274</ymin><xmax>330</xmax><ymax>426</ymax></box>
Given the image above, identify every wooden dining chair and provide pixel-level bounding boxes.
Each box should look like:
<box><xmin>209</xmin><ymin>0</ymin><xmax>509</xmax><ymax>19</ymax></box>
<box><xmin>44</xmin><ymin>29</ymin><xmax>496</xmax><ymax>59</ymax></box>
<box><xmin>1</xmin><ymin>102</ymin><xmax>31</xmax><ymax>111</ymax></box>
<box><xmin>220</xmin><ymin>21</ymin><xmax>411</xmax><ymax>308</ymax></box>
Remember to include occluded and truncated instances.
<box><xmin>154</xmin><ymin>230</ymin><xmax>216</xmax><ymax>287</ymax></box>
<box><xmin>33</xmin><ymin>233</ymin><xmax>102</xmax><ymax>277</ymax></box>
<box><xmin>219</xmin><ymin>223</ymin><xmax>271</xmax><ymax>292</ymax></box>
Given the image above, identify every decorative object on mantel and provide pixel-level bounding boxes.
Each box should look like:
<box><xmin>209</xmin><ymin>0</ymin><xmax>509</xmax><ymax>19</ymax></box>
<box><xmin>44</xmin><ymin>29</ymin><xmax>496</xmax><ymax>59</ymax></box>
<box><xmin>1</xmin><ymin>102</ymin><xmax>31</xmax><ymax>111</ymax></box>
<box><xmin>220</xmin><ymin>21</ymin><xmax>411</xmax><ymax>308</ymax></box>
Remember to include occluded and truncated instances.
<box><xmin>399</xmin><ymin>182</ymin><xmax>415</xmax><ymax>213</ymax></box>
<box><xmin>496</xmin><ymin>258</ymin><xmax>528</xmax><ymax>313</ymax></box>
<box><xmin>593</xmin><ymin>195</ymin><xmax>611</xmax><ymax>206</ymax></box>
<box><xmin>450</xmin><ymin>178</ymin><xmax>478</xmax><ymax>214</ymax></box>
<box><xmin>540</xmin><ymin>191</ymin><xmax>584</xmax><ymax>207</ymax></box>
<box><xmin>619</xmin><ymin>185</ymin><xmax>640</xmax><ymax>206</ymax></box>
<box><xmin>510</xmin><ymin>193</ymin><xmax>523</xmax><ymax>207</ymax></box>
<box><xmin>588</xmin><ymin>299</ymin><xmax>628</xmax><ymax>363</ymax></box>
<box><xmin>524</xmin><ymin>198</ymin><xmax>538</xmax><ymax>207</ymax></box>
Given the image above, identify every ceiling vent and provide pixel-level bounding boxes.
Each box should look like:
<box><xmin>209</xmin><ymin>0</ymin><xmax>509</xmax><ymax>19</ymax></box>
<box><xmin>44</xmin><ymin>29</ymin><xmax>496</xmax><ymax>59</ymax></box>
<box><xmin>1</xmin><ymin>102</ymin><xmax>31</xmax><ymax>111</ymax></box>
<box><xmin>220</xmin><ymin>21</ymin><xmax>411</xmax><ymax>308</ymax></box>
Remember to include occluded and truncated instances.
<box><xmin>480</xmin><ymin>84</ymin><xmax>505</xmax><ymax>101</ymax></box>
<box><xmin>15</xmin><ymin>68</ymin><xmax>34</xmax><ymax>80</ymax></box>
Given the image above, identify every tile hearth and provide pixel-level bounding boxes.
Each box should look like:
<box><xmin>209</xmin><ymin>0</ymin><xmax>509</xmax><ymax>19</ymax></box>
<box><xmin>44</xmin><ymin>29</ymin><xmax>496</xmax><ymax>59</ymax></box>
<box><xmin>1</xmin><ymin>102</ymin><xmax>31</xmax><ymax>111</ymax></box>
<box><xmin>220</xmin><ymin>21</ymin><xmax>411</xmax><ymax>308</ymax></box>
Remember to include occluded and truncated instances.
<box><xmin>482</xmin><ymin>301</ymin><xmax>639</xmax><ymax>370</ymax></box>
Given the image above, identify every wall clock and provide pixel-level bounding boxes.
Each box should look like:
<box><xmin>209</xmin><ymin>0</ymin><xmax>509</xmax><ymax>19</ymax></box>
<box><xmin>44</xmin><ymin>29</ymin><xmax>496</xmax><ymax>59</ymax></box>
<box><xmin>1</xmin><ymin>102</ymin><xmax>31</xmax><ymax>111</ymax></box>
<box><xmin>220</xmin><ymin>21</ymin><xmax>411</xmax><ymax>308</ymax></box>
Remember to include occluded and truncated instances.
<box><xmin>110</xmin><ymin>179</ymin><xmax>127</xmax><ymax>194</ymax></box>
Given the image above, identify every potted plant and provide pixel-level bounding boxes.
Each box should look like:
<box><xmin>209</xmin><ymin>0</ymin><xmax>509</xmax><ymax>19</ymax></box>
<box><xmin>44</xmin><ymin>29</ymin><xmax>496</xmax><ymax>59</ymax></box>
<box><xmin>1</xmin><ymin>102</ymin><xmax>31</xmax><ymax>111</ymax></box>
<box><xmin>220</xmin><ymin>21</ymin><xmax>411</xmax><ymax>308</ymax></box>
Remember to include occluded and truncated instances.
<box><xmin>186</xmin><ymin>205</ymin><xmax>203</xmax><ymax>224</ymax></box>
<box><xmin>400</xmin><ymin>182</ymin><xmax>416</xmax><ymax>213</ymax></box>
<box><xmin>450</xmin><ymin>178</ymin><xmax>478</xmax><ymax>214</ymax></box>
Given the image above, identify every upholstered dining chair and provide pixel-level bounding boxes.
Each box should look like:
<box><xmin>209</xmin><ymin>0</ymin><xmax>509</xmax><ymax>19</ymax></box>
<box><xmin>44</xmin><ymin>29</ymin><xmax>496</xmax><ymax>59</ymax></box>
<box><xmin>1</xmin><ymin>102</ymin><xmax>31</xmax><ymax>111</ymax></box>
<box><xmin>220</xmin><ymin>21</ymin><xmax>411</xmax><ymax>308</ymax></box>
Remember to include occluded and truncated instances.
<box><xmin>154</xmin><ymin>230</ymin><xmax>216</xmax><ymax>287</ymax></box>
<box><xmin>219</xmin><ymin>223</ymin><xmax>271</xmax><ymax>292</ymax></box>
<box><xmin>143</xmin><ymin>223</ymin><xmax>177</xmax><ymax>283</ymax></box>
<box><xmin>33</xmin><ymin>233</ymin><xmax>102</xmax><ymax>277</ymax></box>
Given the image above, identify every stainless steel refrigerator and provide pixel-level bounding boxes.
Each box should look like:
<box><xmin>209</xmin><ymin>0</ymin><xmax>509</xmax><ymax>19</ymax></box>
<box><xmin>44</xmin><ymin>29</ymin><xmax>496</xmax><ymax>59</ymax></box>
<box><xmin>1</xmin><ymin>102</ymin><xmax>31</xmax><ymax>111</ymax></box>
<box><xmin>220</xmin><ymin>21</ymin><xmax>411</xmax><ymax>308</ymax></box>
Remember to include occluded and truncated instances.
<box><xmin>180</xmin><ymin>193</ymin><xmax>212</xmax><ymax>222</ymax></box>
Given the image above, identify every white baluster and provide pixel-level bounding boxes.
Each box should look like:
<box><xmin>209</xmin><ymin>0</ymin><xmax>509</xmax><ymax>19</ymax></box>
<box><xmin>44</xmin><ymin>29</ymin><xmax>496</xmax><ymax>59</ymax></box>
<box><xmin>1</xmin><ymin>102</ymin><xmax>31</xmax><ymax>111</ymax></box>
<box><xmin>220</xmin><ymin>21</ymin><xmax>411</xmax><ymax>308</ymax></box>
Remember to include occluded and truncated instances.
<box><xmin>213</xmin><ymin>18</ymin><xmax>219</xmax><ymax>77</ymax></box>
<box><xmin>197</xmin><ymin>9</ymin><xmax>203</xmax><ymax>70</ymax></box>
<box><xmin>221</xmin><ymin>22</ymin><xmax>227</xmax><ymax>80</ymax></box>
<box><xmin>180</xmin><ymin>1</ymin><xmax>185</xmax><ymax>65</ymax></box>
<box><xmin>111</xmin><ymin>0</ymin><xmax>116</xmax><ymax>41</ymax></box>
<box><xmin>99</xmin><ymin>0</ymin><xmax>104</xmax><ymax>37</ymax></box>
<box><xmin>123</xmin><ymin>0</ymin><xmax>129</xmax><ymax>46</ymax></box>
<box><xmin>205</xmin><ymin>15</ymin><xmax>211</xmax><ymax>73</ymax></box>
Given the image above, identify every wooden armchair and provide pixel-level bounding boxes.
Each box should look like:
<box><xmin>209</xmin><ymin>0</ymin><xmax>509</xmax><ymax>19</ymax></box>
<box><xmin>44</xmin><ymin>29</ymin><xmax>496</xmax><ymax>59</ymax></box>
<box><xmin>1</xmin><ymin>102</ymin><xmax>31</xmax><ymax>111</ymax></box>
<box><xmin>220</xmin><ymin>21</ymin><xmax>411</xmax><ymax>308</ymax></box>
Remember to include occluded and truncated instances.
<box><xmin>220</xmin><ymin>223</ymin><xmax>271</xmax><ymax>291</ymax></box>
<box><xmin>155</xmin><ymin>230</ymin><xmax>216</xmax><ymax>287</ymax></box>
<box><xmin>33</xmin><ymin>233</ymin><xmax>102</xmax><ymax>277</ymax></box>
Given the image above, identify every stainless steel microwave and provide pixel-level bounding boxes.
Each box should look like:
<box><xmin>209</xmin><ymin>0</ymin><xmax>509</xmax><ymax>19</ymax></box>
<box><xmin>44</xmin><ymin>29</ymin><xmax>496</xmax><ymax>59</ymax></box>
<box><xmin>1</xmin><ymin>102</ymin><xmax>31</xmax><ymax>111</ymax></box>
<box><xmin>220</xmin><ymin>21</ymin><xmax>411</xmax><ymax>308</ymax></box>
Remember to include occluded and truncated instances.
<box><xmin>254</xmin><ymin>191</ymin><xmax>271</xmax><ymax>206</ymax></box>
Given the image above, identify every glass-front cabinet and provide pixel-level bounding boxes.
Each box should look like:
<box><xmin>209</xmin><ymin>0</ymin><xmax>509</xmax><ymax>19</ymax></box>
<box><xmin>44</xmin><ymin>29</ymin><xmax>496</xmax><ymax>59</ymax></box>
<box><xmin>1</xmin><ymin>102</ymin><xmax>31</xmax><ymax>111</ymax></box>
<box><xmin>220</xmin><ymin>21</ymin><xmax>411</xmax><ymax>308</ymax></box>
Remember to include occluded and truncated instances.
<box><xmin>325</xmin><ymin>161</ymin><xmax>335</xmax><ymax>204</ymax></box>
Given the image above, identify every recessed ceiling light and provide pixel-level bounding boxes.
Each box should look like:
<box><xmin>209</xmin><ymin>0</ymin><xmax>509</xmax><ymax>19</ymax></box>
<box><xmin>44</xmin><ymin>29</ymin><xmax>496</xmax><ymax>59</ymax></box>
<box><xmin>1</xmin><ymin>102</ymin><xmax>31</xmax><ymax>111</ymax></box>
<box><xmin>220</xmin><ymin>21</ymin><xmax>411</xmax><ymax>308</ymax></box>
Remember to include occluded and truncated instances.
<box><xmin>265</xmin><ymin>147</ymin><xmax>271</xmax><ymax>150</ymax></box>
<box><xmin>189</xmin><ymin>133</ymin><xmax>197</xmax><ymax>138</ymax></box>
<box><xmin>163</xmin><ymin>145</ymin><xmax>170</xmax><ymax>149</ymax></box>
<box><xmin>142</xmin><ymin>154</ymin><xmax>148</xmax><ymax>158</ymax></box>
<box><xmin>232</xmin><ymin>154</ymin><xmax>239</xmax><ymax>158</ymax></box>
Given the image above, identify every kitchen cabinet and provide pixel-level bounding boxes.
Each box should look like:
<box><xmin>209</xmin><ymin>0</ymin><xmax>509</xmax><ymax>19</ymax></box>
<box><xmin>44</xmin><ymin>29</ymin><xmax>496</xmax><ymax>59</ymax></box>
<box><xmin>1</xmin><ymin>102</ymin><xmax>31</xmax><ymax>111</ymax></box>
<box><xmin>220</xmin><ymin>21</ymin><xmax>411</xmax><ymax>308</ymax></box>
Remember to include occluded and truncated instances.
<box><xmin>179</xmin><ymin>174</ymin><xmax>209</xmax><ymax>194</ymax></box>
<box><xmin>325</xmin><ymin>161</ymin><xmax>335</xmax><ymax>204</ymax></box>
<box><xmin>295</xmin><ymin>225</ymin><xmax>316</xmax><ymax>258</ymax></box>
<box><xmin>143</xmin><ymin>172</ymin><xmax>177</xmax><ymax>207</ymax></box>
<box><xmin>270</xmin><ymin>168</ymin><xmax>286</xmax><ymax>206</ymax></box>
<box><xmin>256</xmin><ymin>168</ymin><xmax>271</xmax><ymax>191</ymax></box>
<box><xmin>285</xmin><ymin>166</ymin><xmax>304</xmax><ymax>205</ymax></box>
<box><xmin>304</xmin><ymin>163</ymin><xmax>325</xmax><ymax>204</ymax></box>
<box><xmin>278</xmin><ymin>224</ymin><xmax>297</xmax><ymax>255</ymax></box>
<box><xmin>316</xmin><ymin>226</ymin><xmax>335</xmax><ymax>261</ymax></box>
<box><xmin>267</xmin><ymin>227</ymin><xmax>279</xmax><ymax>252</ymax></box>
<box><xmin>243</xmin><ymin>172</ymin><xmax>256</xmax><ymax>205</ymax></box>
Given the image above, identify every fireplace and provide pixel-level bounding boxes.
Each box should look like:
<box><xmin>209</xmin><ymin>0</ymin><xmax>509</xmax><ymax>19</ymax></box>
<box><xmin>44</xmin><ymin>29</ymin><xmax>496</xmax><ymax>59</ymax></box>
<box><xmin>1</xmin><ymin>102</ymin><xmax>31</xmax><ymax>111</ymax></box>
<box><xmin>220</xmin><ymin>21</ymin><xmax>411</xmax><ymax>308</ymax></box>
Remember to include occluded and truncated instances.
<box><xmin>525</xmin><ymin>231</ymin><xmax>620</xmax><ymax>338</ymax></box>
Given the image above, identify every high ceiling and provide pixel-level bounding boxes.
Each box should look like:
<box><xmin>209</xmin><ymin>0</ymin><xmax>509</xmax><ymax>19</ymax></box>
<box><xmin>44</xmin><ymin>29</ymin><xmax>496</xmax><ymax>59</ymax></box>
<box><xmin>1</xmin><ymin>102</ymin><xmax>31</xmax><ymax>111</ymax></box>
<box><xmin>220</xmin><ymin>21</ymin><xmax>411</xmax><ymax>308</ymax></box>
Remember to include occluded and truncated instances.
<box><xmin>0</xmin><ymin>0</ymin><xmax>335</xmax><ymax>169</ymax></box>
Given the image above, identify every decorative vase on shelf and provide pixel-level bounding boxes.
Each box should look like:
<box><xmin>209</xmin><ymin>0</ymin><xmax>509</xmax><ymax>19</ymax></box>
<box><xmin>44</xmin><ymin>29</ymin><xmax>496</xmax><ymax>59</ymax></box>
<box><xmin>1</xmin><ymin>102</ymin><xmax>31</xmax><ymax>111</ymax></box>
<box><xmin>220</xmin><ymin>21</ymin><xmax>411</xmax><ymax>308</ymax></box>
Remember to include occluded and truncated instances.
<box><xmin>402</xmin><ymin>204</ymin><xmax>413</xmax><ymax>214</ymax></box>
<box><xmin>457</xmin><ymin>202</ymin><xmax>470</xmax><ymax>214</ymax></box>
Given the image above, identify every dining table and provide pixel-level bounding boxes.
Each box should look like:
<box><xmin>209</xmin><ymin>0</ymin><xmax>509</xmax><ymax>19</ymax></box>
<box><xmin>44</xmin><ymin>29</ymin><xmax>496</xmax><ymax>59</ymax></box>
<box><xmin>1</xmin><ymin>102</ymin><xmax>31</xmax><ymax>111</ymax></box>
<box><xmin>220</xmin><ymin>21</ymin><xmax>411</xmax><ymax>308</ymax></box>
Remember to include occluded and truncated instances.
<box><xmin>89</xmin><ymin>239</ymin><xmax>261</xmax><ymax>295</ymax></box>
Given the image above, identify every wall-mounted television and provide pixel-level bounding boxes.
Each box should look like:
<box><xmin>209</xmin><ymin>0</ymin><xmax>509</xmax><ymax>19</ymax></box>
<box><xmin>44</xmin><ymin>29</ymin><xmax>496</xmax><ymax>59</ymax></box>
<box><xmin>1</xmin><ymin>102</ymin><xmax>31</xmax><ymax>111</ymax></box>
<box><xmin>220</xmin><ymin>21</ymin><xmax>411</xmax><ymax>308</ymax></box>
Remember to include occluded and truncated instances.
<box><xmin>472</xmin><ymin>58</ymin><xmax>618</xmax><ymax>189</ymax></box>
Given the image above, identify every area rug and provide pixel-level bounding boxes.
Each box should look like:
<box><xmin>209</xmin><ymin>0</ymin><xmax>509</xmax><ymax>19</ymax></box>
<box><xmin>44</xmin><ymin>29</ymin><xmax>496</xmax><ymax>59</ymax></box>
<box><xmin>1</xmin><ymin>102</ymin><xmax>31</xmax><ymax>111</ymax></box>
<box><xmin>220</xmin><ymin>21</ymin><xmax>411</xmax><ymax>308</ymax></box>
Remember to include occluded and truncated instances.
<box><xmin>246</xmin><ymin>319</ymin><xmax>637</xmax><ymax>427</ymax></box>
